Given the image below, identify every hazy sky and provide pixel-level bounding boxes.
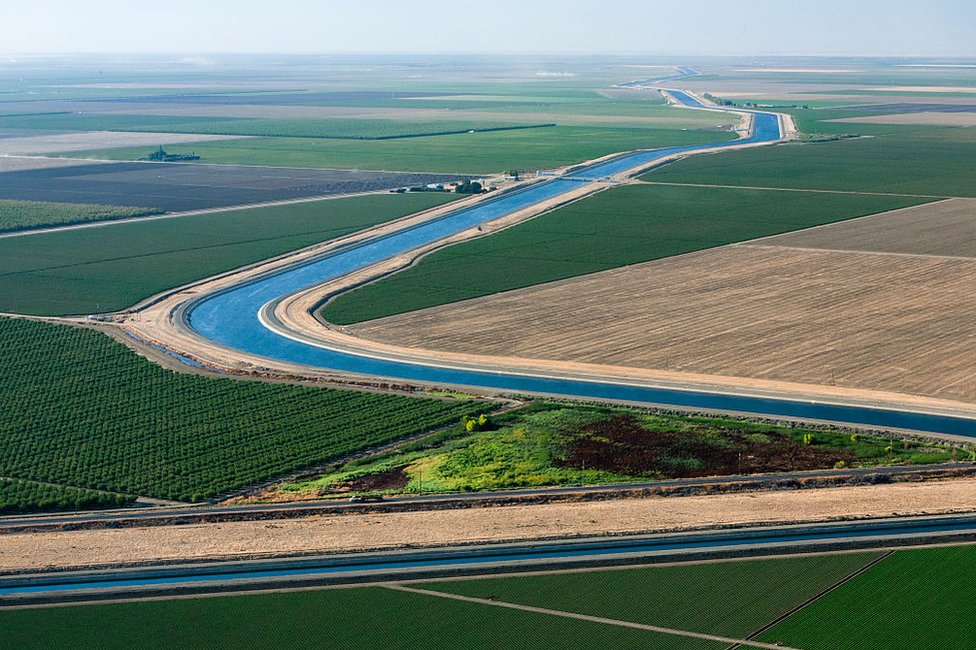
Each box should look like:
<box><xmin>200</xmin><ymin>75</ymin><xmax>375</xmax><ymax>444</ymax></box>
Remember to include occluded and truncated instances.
<box><xmin>2</xmin><ymin>0</ymin><xmax>974</xmax><ymax>57</ymax></box>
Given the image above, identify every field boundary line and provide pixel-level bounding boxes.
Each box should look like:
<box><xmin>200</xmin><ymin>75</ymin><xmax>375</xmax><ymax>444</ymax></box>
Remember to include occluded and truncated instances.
<box><xmin>727</xmin><ymin>550</ymin><xmax>895</xmax><ymax>649</ymax></box>
<box><xmin>384</xmin><ymin>584</ymin><xmax>804</xmax><ymax>650</ymax></box>
<box><xmin>636</xmin><ymin>179</ymin><xmax>956</xmax><ymax>199</ymax></box>
<box><xmin>737</xmin><ymin>242</ymin><xmax>976</xmax><ymax>263</ymax></box>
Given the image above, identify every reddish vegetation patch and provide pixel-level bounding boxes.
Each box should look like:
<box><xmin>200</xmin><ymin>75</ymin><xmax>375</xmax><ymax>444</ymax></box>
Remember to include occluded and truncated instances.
<box><xmin>339</xmin><ymin>468</ymin><xmax>410</xmax><ymax>493</ymax></box>
<box><xmin>557</xmin><ymin>415</ymin><xmax>855</xmax><ymax>478</ymax></box>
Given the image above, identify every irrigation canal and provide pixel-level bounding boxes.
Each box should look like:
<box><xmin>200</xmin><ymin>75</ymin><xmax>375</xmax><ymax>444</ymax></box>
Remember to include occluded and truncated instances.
<box><xmin>181</xmin><ymin>89</ymin><xmax>976</xmax><ymax>438</ymax></box>
<box><xmin>4</xmin><ymin>514</ymin><xmax>976</xmax><ymax>603</ymax></box>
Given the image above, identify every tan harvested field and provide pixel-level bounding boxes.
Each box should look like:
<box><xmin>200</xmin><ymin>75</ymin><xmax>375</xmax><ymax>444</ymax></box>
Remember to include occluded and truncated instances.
<box><xmin>827</xmin><ymin>112</ymin><xmax>976</xmax><ymax>127</ymax></box>
<box><xmin>755</xmin><ymin>199</ymin><xmax>976</xmax><ymax>258</ymax></box>
<box><xmin>865</xmin><ymin>86</ymin><xmax>976</xmax><ymax>94</ymax></box>
<box><xmin>0</xmin><ymin>155</ymin><xmax>94</xmax><ymax>172</ymax></box>
<box><xmin>350</xmin><ymin>203</ymin><xmax>976</xmax><ymax>404</ymax></box>
<box><xmin>5</xmin><ymin>479</ymin><xmax>976</xmax><ymax>573</ymax></box>
<box><xmin>0</xmin><ymin>131</ymin><xmax>248</xmax><ymax>156</ymax></box>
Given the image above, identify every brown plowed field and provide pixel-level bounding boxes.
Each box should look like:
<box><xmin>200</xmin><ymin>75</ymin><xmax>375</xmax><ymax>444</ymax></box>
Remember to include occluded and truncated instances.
<box><xmin>753</xmin><ymin>198</ymin><xmax>976</xmax><ymax>257</ymax></box>
<box><xmin>350</xmin><ymin>202</ymin><xmax>976</xmax><ymax>403</ymax></box>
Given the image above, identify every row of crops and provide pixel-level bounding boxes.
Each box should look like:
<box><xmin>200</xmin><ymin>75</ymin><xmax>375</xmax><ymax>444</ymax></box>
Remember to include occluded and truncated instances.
<box><xmin>0</xmin><ymin>199</ymin><xmax>160</xmax><ymax>233</ymax></box>
<box><xmin>0</xmin><ymin>317</ymin><xmax>491</xmax><ymax>506</ymax></box>
<box><xmin>0</xmin><ymin>478</ymin><xmax>134</xmax><ymax>515</ymax></box>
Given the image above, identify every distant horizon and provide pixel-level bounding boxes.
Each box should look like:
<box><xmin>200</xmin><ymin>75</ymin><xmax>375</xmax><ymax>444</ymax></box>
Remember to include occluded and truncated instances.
<box><xmin>4</xmin><ymin>53</ymin><xmax>976</xmax><ymax>61</ymax></box>
<box><xmin>2</xmin><ymin>0</ymin><xmax>973</xmax><ymax>58</ymax></box>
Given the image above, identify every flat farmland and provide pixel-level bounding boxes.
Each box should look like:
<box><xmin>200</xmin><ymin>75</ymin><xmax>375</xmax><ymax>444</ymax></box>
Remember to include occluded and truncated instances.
<box><xmin>65</xmin><ymin>124</ymin><xmax>738</xmax><ymax>175</ymax></box>
<box><xmin>0</xmin><ymin>162</ymin><xmax>464</xmax><ymax>212</ymax></box>
<box><xmin>7</xmin><ymin>544</ymin><xmax>976</xmax><ymax>650</ymax></box>
<box><xmin>758</xmin><ymin>545</ymin><xmax>976</xmax><ymax>649</ymax></box>
<box><xmin>0</xmin><ymin>317</ymin><xmax>490</xmax><ymax>505</ymax></box>
<box><xmin>756</xmin><ymin>198</ymin><xmax>976</xmax><ymax>257</ymax></box>
<box><xmin>0</xmin><ymin>199</ymin><xmax>160</xmax><ymax>233</ymax></box>
<box><xmin>646</xmin><ymin>123</ymin><xmax>976</xmax><ymax>197</ymax></box>
<box><xmin>0</xmin><ymin>584</ymin><xmax>717</xmax><ymax>650</ymax></box>
<box><xmin>324</xmin><ymin>184</ymin><xmax>927</xmax><ymax>324</ymax></box>
<box><xmin>425</xmin><ymin>553</ymin><xmax>878</xmax><ymax>639</ymax></box>
<box><xmin>350</xmin><ymin>202</ymin><xmax>976</xmax><ymax>403</ymax></box>
<box><xmin>0</xmin><ymin>192</ymin><xmax>456</xmax><ymax>315</ymax></box>
<box><xmin>0</xmin><ymin>130</ymin><xmax>243</xmax><ymax>156</ymax></box>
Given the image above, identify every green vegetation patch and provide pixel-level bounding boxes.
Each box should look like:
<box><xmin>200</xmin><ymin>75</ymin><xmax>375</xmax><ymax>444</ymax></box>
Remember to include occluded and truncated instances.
<box><xmin>759</xmin><ymin>545</ymin><xmax>976</xmax><ymax>649</ymax></box>
<box><xmin>323</xmin><ymin>183</ymin><xmax>928</xmax><ymax>324</ymax></box>
<box><xmin>0</xmin><ymin>199</ymin><xmax>161</xmax><ymax>233</ymax></box>
<box><xmin>0</xmin><ymin>192</ymin><xmax>455</xmax><ymax>315</ymax></box>
<box><xmin>287</xmin><ymin>403</ymin><xmax>959</xmax><ymax>497</ymax></box>
<box><xmin>0</xmin><ymin>585</ymin><xmax>716</xmax><ymax>650</ymax></box>
<box><xmin>0</xmin><ymin>317</ymin><xmax>492</xmax><ymax>502</ymax></box>
<box><xmin>0</xmin><ymin>477</ymin><xmax>134</xmax><ymax>514</ymax></box>
<box><xmin>427</xmin><ymin>552</ymin><xmax>879</xmax><ymax>639</ymax></box>
<box><xmin>67</xmin><ymin>125</ymin><xmax>737</xmax><ymax>175</ymax></box>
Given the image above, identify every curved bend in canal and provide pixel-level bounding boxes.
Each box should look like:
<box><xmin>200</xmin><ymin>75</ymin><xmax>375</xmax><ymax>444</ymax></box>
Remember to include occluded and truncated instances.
<box><xmin>183</xmin><ymin>90</ymin><xmax>976</xmax><ymax>437</ymax></box>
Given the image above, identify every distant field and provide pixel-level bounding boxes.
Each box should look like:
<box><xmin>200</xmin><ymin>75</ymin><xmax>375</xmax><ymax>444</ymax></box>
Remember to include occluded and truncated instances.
<box><xmin>0</xmin><ymin>317</ymin><xmax>489</xmax><ymax>504</ymax></box>
<box><xmin>0</xmin><ymin>584</ymin><xmax>713</xmax><ymax>650</ymax></box>
<box><xmin>0</xmin><ymin>161</ymin><xmax>463</xmax><ymax>212</ymax></box>
<box><xmin>759</xmin><ymin>545</ymin><xmax>976</xmax><ymax>649</ymax></box>
<box><xmin>0</xmin><ymin>111</ymin><xmax>556</xmax><ymax>140</ymax></box>
<box><xmin>66</xmin><ymin>125</ymin><xmax>737</xmax><ymax>175</ymax></box>
<box><xmin>323</xmin><ymin>183</ymin><xmax>927</xmax><ymax>324</ymax></box>
<box><xmin>0</xmin><ymin>199</ymin><xmax>160</xmax><ymax>233</ymax></box>
<box><xmin>649</xmin><ymin>122</ymin><xmax>976</xmax><ymax>197</ymax></box>
<box><xmin>0</xmin><ymin>192</ymin><xmax>456</xmax><ymax>315</ymax></box>
<box><xmin>0</xmin><ymin>477</ymin><xmax>134</xmax><ymax>515</ymax></box>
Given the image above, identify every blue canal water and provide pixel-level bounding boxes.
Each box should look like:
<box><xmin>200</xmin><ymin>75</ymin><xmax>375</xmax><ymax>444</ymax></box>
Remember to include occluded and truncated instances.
<box><xmin>184</xmin><ymin>90</ymin><xmax>976</xmax><ymax>437</ymax></box>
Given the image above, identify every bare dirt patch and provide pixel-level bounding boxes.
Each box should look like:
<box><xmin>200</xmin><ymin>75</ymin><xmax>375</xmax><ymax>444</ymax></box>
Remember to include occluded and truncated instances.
<box><xmin>0</xmin><ymin>156</ymin><xmax>94</xmax><ymax>172</ymax></box>
<box><xmin>753</xmin><ymin>199</ymin><xmax>976</xmax><ymax>258</ymax></box>
<box><xmin>827</xmin><ymin>112</ymin><xmax>976</xmax><ymax>127</ymax></box>
<box><xmin>5</xmin><ymin>479</ymin><xmax>976</xmax><ymax>573</ymax></box>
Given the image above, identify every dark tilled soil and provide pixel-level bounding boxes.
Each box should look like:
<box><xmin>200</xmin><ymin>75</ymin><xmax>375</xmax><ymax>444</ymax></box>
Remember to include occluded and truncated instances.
<box><xmin>0</xmin><ymin>163</ymin><xmax>464</xmax><ymax>212</ymax></box>
<box><xmin>335</xmin><ymin>468</ymin><xmax>410</xmax><ymax>493</ymax></box>
<box><xmin>556</xmin><ymin>415</ymin><xmax>855</xmax><ymax>479</ymax></box>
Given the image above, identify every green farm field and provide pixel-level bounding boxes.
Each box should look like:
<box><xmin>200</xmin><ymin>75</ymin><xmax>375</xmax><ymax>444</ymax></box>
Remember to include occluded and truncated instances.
<box><xmin>0</xmin><ymin>584</ymin><xmax>717</xmax><ymax>650</ymax></box>
<box><xmin>759</xmin><ymin>545</ymin><xmax>976</xmax><ymax>649</ymax></box>
<box><xmin>66</xmin><ymin>124</ymin><xmax>737</xmax><ymax>175</ymax></box>
<box><xmin>0</xmin><ymin>111</ymin><xmax>557</xmax><ymax>140</ymax></box>
<box><xmin>0</xmin><ymin>477</ymin><xmax>134</xmax><ymax>514</ymax></box>
<box><xmin>426</xmin><ymin>552</ymin><xmax>878</xmax><ymax>639</ymax></box>
<box><xmin>285</xmin><ymin>403</ymin><xmax>959</xmax><ymax>497</ymax></box>
<box><xmin>0</xmin><ymin>199</ymin><xmax>161</xmax><ymax>233</ymax></box>
<box><xmin>648</xmin><ymin>121</ymin><xmax>976</xmax><ymax>197</ymax></box>
<box><xmin>322</xmin><ymin>183</ymin><xmax>929</xmax><ymax>324</ymax></box>
<box><xmin>0</xmin><ymin>317</ymin><xmax>492</xmax><ymax>505</ymax></box>
<box><xmin>8</xmin><ymin>545</ymin><xmax>976</xmax><ymax>649</ymax></box>
<box><xmin>0</xmin><ymin>192</ymin><xmax>455</xmax><ymax>315</ymax></box>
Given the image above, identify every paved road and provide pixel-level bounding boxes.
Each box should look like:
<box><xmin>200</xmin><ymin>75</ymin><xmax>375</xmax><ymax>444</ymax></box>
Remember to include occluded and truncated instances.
<box><xmin>3</xmin><ymin>513</ymin><xmax>975</xmax><ymax>604</ymax></box>
<box><xmin>4</xmin><ymin>462</ymin><xmax>969</xmax><ymax>531</ymax></box>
